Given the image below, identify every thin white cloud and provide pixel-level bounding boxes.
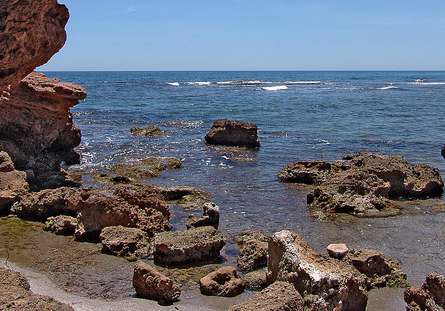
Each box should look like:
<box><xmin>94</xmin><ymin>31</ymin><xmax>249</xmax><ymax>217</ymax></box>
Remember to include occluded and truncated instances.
<box><xmin>127</xmin><ymin>7</ymin><xmax>137</xmax><ymax>13</ymax></box>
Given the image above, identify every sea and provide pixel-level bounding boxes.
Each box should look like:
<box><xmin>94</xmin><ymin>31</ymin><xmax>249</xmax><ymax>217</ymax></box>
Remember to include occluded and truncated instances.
<box><xmin>43</xmin><ymin>71</ymin><xmax>445</xmax><ymax>286</ymax></box>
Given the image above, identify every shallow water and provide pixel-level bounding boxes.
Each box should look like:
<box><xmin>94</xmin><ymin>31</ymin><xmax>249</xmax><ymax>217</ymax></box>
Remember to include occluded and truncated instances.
<box><xmin>44</xmin><ymin>71</ymin><xmax>445</xmax><ymax>286</ymax></box>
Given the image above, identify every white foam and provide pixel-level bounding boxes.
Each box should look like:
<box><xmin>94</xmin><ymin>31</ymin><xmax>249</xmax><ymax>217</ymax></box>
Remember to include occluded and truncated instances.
<box><xmin>262</xmin><ymin>85</ymin><xmax>288</xmax><ymax>91</ymax></box>
<box><xmin>186</xmin><ymin>82</ymin><xmax>212</xmax><ymax>86</ymax></box>
<box><xmin>167</xmin><ymin>82</ymin><xmax>179</xmax><ymax>86</ymax></box>
<box><xmin>379</xmin><ymin>85</ymin><xmax>398</xmax><ymax>90</ymax></box>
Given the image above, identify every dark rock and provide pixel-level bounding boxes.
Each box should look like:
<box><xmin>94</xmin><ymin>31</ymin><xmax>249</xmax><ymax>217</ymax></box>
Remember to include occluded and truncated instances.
<box><xmin>278</xmin><ymin>160</ymin><xmax>332</xmax><ymax>184</ymax></box>
<box><xmin>154</xmin><ymin>226</ymin><xmax>227</xmax><ymax>267</ymax></box>
<box><xmin>133</xmin><ymin>260</ymin><xmax>181</xmax><ymax>303</ymax></box>
<box><xmin>267</xmin><ymin>230</ymin><xmax>368</xmax><ymax>311</ymax></box>
<box><xmin>100</xmin><ymin>225</ymin><xmax>150</xmax><ymax>258</ymax></box>
<box><xmin>0</xmin><ymin>268</ymin><xmax>74</xmax><ymax>311</ymax></box>
<box><xmin>228</xmin><ymin>281</ymin><xmax>304</xmax><ymax>311</ymax></box>
<box><xmin>130</xmin><ymin>125</ymin><xmax>163</xmax><ymax>137</ymax></box>
<box><xmin>186</xmin><ymin>202</ymin><xmax>220</xmax><ymax>229</ymax></box>
<box><xmin>404</xmin><ymin>273</ymin><xmax>445</xmax><ymax>311</ymax></box>
<box><xmin>151</xmin><ymin>185</ymin><xmax>212</xmax><ymax>210</ymax></box>
<box><xmin>199</xmin><ymin>266</ymin><xmax>245</xmax><ymax>297</ymax></box>
<box><xmin>442</xmin><ymin>144</ymin><xmax>445</xmax><ymax>159</ymax></box>
<box><xmin>344</xmin><ymin>249</ymin><xmax>410</xmax><ymax>289</ymax></box>
<box><xmin>205</xmin><ymin>119</ymin><xmax>260</xmax><ymax>148</ymax></box>
<box><xmin>44</xmin><ymin>215</ymin><xmax>77</xmax><ymax>235</ymax></box>
<box><xmin>237</xmin><ymin>239</ymin><xmax>268</xmax><ymax>271</ymax></box>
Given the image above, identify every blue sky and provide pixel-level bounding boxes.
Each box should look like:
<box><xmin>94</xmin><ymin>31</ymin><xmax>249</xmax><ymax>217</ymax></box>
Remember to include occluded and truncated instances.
<box><xmin>39</xmin><ymin>0</ymin><xmax>445</xmax><ymax>71</ymax></box>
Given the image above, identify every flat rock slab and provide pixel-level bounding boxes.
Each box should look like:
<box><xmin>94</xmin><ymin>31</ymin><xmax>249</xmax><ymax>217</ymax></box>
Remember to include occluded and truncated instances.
<box><xmin>154</xmin><ymin>226</ymin><xmax>227</xmax><ymax>267</ymax></box>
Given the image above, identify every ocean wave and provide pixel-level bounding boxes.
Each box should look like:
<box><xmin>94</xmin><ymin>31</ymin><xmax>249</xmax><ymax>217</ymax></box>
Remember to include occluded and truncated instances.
<box><xmin>185</xmin><ymin>82</ymin><xmax>212</xmax><ymax>86</ymax></box>
<box><xmin>183</xmin><ymin>80</ymin><xmax>322</xmax><ymax>86</ymax></box>
<box><xmin>262</xmin><ymin>85</ymin><xmax>288</xmax><ymax>91</ymax></box>
<box><xmin>378</xmin><ymin>85</ymin><xmax>398</xmax><ymax>90</ymax></box>
<box><xmin>411</xmin><ymin>82</ymin><xmax>445</xmax><ymax>85</ymax></box>
<box><xmin>282</xmin><ymin>81</ymin><xmax>322</xmax><ymax>85</ymax></box>
<box><xmin>167</xmin><ymin>82</ymin><xmax>180</xmax><ymax>86</ymax></box>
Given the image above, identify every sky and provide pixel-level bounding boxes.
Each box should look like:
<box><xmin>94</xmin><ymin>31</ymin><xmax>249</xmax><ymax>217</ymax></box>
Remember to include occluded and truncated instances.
<box><xmin>38</xmin><ymin>0</ymin><xmax>445</xmax><ymax>71</ymax></box>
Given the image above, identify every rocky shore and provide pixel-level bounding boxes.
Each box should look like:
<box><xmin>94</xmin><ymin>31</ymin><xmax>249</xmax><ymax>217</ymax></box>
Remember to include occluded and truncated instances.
<box><xmin>1</xmin><ymin>1</ymin><xmax>445</xmax><ymax>310</ymax></box>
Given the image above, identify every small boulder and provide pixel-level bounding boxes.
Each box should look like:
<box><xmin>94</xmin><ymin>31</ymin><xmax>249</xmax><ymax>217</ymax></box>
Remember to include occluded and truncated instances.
<box><xmin>237</xmin><ymin>239</ymin><xmax>268</xmax><ymax>271</ymax></box>
<box><xmin>100</xmin><ymin>225</ymin><xmax>150</xmax><ymax>258</ymax></box>
<box><xmin>404</xmin><ymin>273</ymin><xmax>445</xmax><ymax>311</ymax></box>
<box><xmin>130</xmin><ymin>125</ymin><xmax>163</xmax><ymax>137</ymax></box>
<box><xmin>228</xmin><ymin>281</ymin><xmax>304</xmax><ymax>311</ymax></box>
<box><xmin>233</xmin><ymin>230</ymin><xmax>270</xmax><ymax>248</ymax></box>
<box><xmin>186</xmin><ymin>202</ymin><xmax>220</xmax><ymax>229</ymax></box>
<box><xmin>199</xmin><ymin>266</ymin><xmax>245</xmax><ymax>297</ymax></box>
<box><xmin>133</xmin><ymin>260</ymin><xmax>181</xmax><ymax>303</ymax></box>
<box><xmin>242</xmin><ymin>269</ymin><xmax>268</xmax><ymax>290</ymax></box>
<box><xmin>205</xmin><ymin>119</ymin><xmax>260</xmax><ymax>148</ymax></box>
<box><xmin>44</xmin><ymin>215</ymin><xmax>77</xmax><ymax>235</ymax></box>
<box><xmin>154</xmin><ymin>226</ymin><xmax>227</xmax><ymax>266</ymax></box>
<box><xmin>327</xmin><ymin>243</ymin><xmax>349</xmax><ymax>259</ymax></box>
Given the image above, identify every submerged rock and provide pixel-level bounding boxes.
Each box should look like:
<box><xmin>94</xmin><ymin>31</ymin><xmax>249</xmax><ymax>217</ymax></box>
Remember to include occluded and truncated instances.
<box><xmin>154</xmin><ymin>226</ymin><xmax>227</xmax><ymax>267</ymax></box>
<box><xmin>133</xmin><ymin>261</ymin><xmax>181</xmax><ymax>303</ymax></box>
<box><xmin>205</xmin><ymin>119</ymin><xmax>260</xmax><ymax>148</ymax></box>
<box><xmin>404</xmin><ymin>273</ymin><xmax>445</xmax><ymax>311</ymax></box>
<box><xmin>199</xmin><ymin>266</ymin><xmax>245</xmax><ymax>297</ymax></box>
<box><xmin>228</xmin><ymin>281</ymin><xmax>304</xmax><ymax>311</ymax></box>
<box><xmin>130</xmin><ymin>125</ymin><xmax>163</xmax><ymax>137</ymax></box>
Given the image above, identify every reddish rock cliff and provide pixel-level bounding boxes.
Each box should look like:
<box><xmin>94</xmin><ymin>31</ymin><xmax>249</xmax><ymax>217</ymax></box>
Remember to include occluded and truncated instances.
<box><xmin>0</xmin><ymin>0</ymin><xmax>68</xmax><ymax>90</ymax></box>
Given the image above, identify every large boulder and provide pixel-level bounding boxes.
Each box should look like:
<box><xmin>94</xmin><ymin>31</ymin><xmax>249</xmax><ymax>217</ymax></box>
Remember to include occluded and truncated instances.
<box><xmin>0</xmin><ymin>268</ymin><xmax>74</xmax><ymax>311</ymax></box>
<box><xmin>199</xmin><ymin>266</ymin><xmax>245</xmax><ymax>297</ymax></box>
<box><xmin>205</xmin><ymin>119</ymin><xmax>260</xmax><ymax>148</ymax></box>
<box><xmin>0</xmin><ymin>152</ymin><xmax>29</xmax><ymax>211</ymax></box>
<box><xmin>154</xmin><ymin>226</ymin><xmax>227</xmax><ymax>266</ymax></box>
<box><xmin>11</xmin><ymin>184</ymin><xmax>172</xmax><ymax>240</ymax></box>
<box><xmin>228</xmin><ymin>281</ymin><xmax>304</xmax><ymax>311</ymax></box>
<box><xmin>0</xmin><ymin>72</ymin><xmax>86</xmax><ymax>190</ymax></box>
<box><xmin>404</xmin><ymin>273</ymin><xmax>445</xmax><ymax>311</ymax></box>
<box><xmin>0</xmin><ymin>0</ymin><xmax>68</xmax><ymax>90</ymax></box>
<box><xmin>267</xmin><ymin>230</ymin><xmax>368</xmax><ymax>311</ymax></box>
<box><xmin>132</xmin><ymin>261</ymin><xmax>181</xmax><ymax>303</ymax></box>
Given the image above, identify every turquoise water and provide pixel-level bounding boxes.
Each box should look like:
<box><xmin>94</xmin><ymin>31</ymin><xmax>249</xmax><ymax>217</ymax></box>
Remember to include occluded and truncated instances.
<box><xmin>44</xmin><ymin>71</ymin><xmax>445</xmax><ymax>285</ymax></box>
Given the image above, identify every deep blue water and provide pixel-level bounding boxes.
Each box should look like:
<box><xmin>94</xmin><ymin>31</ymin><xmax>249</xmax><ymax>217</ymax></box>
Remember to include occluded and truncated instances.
<box><xmin>43</xmin><ymin>71</ymin><xmax>445</xmax><ymax>284</ymax></box>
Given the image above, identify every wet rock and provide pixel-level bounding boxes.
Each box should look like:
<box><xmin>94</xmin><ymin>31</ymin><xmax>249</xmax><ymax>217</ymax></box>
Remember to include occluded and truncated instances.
<box><xmin>11</xmin><ymin>184</ymin><xmax>172</xmax><ymax>240</ymax></box>
<box><xmin>133</xmin><ymin>260</ymin><xmax>181</xmax><ymax>303</ymax></box>
<box><xmin>1</xmin><ymin>72</ymin><xmax>86</xmax><ymax>190</ymax></box>
<box><xmin>205</xmin><ymin>119</ymin><xmax>260</xmax><ymax>148</ymax></box>
<box><xmin>280</xmin><ymin>153</ymin><xmax>444</xmax><ymax>217</ymax></box>
<box><xmin>154</xmin><ymin>226</ymin><xmax>227</xmax><ymax>267</ymax></box>
<box><xmin>130</xmin><ymin>125</ymin><xmax>163</xmax><ymax>137</ymax></box>
<box><xmin>0</xmin><ymin>152</ymin><xmax>29</xmax><ymax>211</ymax></box>
<box><xmin>228</xmin><ymin>281</ymin><xmax>304</xmax><ymax>311</ymax></box>
<box><xmin>242</xmin><ymin>269</ymin><xmax>268</xmax><ymax>290</ymax></box>
<box><xmin>404</xmin><ymin>273</ymin><xmax>445</xmax><ymax>311</ymax></box>
<box><xmin>44</xmin><ymin>215</ymin><xmax>77</xmax><ymax>235</ymax></box>
<box><xmin>0</xmin><ymin>268</ymin><xmax>74</xmax><ymax>311</ymax></box>
<box><xmin>100</xmin><ymin>225</ymin><xmax>150</xmax><ymax>258</ymax></box>
<box><xmin>0</xmin><ymin>0</ymin><xmax>68</xmax><ymax>90</ymax></box>
<box><xmin>267</xmin><ymin>230</ymin><xmax>368</xmax><ymax>311</ymax></box>
<box><xmin>199</xmin><ymin>266</ymin><xmax>245</xmax><ymax>297</ymax></box>
<box><xmin>442</xmin><ymin>144</ymin><xmax>445</xmax><ymax>159</ymax></box>
<box><xmin>152</xmin><ymin>185</ymin><xmax>212</xmax><ymax>210</ymax></box>
<box><xmin>278</xmin><ymin>160</ymin><xmax>332</xmax><ymax>184</ymax></box>
<box><xmin>186</xmin><ymin>202</ymin><xmax>220</xmax><ymax>229</ymax></box>
<box><xmin>344</xmin><ymin>249</ymin><xmax>410</xmax><ymax>289</ymax></box>
<box><xmin>233</xmin><ymin>230</ymin><xmax>270</xmax><ymax>248</ymax></box>
<box><xmin>237</xmin><ymin>239</ymin><xmax>268</xmax><ymax>271</ymax></box>
<box><xmin>327</xmin><ymin>243</ymin><xmax>349</xmax><ymax>259</ymax></box>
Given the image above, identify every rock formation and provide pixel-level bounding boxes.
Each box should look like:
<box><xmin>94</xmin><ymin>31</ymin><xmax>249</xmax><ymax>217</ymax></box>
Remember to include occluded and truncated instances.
<box><xmin>186</xmin><ymin>201</ymin><xmax>220</xmax><ymax>229</ymax></box>
<box><xmin>237</xmin><ymin>239</ymin><xmax>268</xmax><ymax>271</ymax></box>
<box><xmin>0</xmin><ymin>151</ymin><xmax>28</xmax><ymax>212</ymax></box>
<box><xmin>0</xmin><ymin>268</ymin><xmax>74</xmax><ymax>310</ymax></box>
<box><xmin>0</xmin><ymin>0</ymin><xmax>68</xmax><ymax>90</ymax></box>
<box><xmin>199</xmin><ymin>266</ymin><xmax>245</xmax><ymax>297</ymax></box>
<box><xmin>133</xmin><ymin>261</ymin><xmax>181</xmax><ymax>303</ymax></box>
<box><xmin>154</xmin><ymin>226</ymin><xmax>227</xmax><ymax>266</ymax></box>
<box><xmin>228</xmin><ymin>281</ymin><xmax>304</xmax><ymax>311</ymax></box>
<box><xmin>404</xmin><ymin>273</ymin><xmax>445</xmax><ymax>311</ymax></box>
<box><xmin>279</xmin><ymin>152</ymin><xmax>444</xmax><ymax>217</ymax></box>
<box><xmin>205</xmin><ymin>119</ymin><xmax>260</xmax><ymax>148</ymax></box>
<box><xmin>0</xmin><ymin>72</ymin><xmax>86</xmax><ymax>190</ymax></box>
